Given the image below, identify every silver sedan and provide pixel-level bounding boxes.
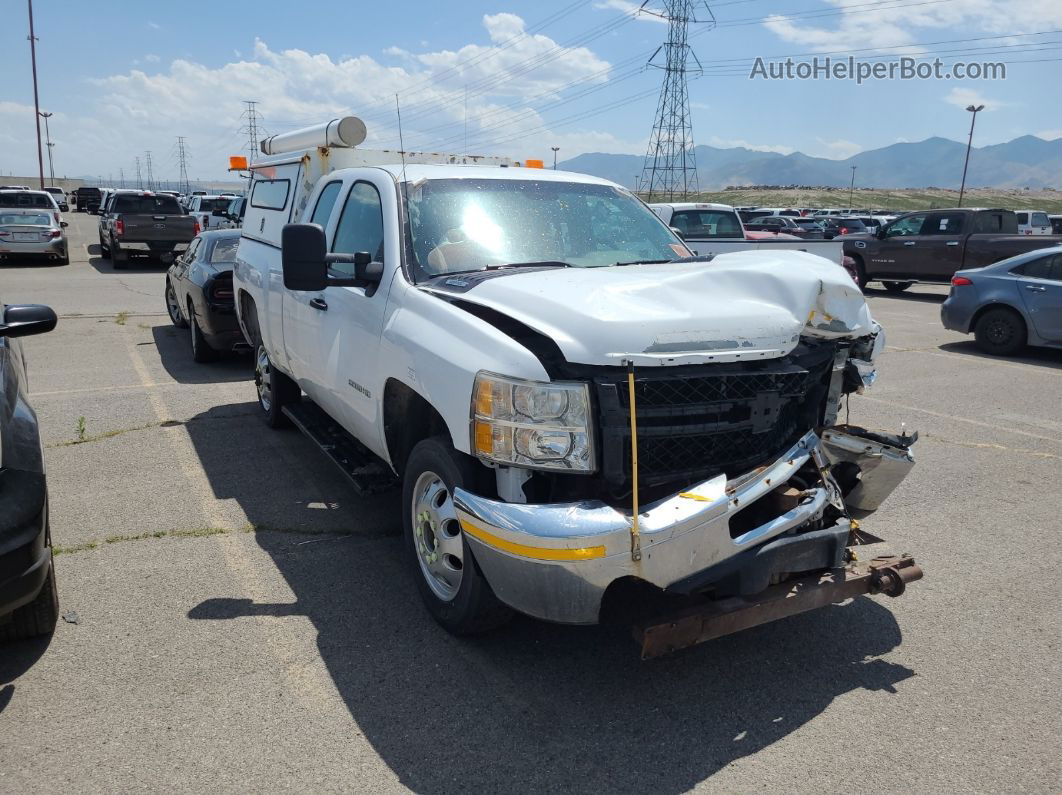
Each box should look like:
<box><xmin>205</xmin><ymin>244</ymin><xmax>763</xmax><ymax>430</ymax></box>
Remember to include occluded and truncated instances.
<box><xmin>0</xmin><ymin>210</ymin><xmax>69</xmax><ymax>265</ymax></box>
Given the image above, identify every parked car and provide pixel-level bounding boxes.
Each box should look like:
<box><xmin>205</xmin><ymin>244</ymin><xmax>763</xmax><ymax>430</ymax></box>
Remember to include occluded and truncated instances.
<box><xmin>165</xmin><ymin>229</ymin><xmax>245</xmax><ymax>362</ymax></box>
<box><xmin>1016</xmin><ymin>210</ymin><xmax>1052</xmax><ymax>236</ymax></box>
<box><xmin>1050</xmin><ymin>214</ymin><xmax>1062</xmax><ymax>235</ymax></box>
<box><xmin>0</xmin><ymin>209</ymin><xmax>69</xmax><ymax>265</ymax></box>
<box><xmin>744</xmin><ymin>216</ymin><xmax>824</xmax><ymax>239</ymax></box>
<box><xmin>844</xmin><ymin>208</ymin><xmax>1062</xmax><ymax>291</ymax></box>
<box><xmin>941</xmin><ymin>246</ymin><xmax>1062</xmax><ymax>355</ymax></box>
<box><xmin>848</xmin><ymin>215</ymin><xmax>894</xmax><ymax>235</ymax></box>
<box><xmin>232</xmin><ymin>118</ymin><xmax>921</xmax><ymax>653</ymax></box>
<box><xmin>216</xmin><ymin>196</ymin><xmax>245</xmax><ymax>229</ymax></box>
<box><xmin>186</xmin><ymin>195</ymin><xmax>235</xmax><ymax>233</ymax></box>
<box><xmin>0</xmin><ymin>298</ymin><xmax>59</xmax><ymax>642</ymax></box>
<box><xmin>649</xmin><ymin>202</ymin><xmax>745</xmax><ymax>240</ymax></box>
<box><xmin>820</xmin><ymin>217</ymin><xmax>867</xmax><ymax>239</ymax></box>
<box><xmin>42</xmin><ymin>187</ymin><xmax>68</xmax><ymax>212</ymax></box>
<box><xmin>0</xmin><ymin>189</ymin><xmax>59</xmax><ymax>216</ymax></box>
<box><xmin>73</xmin><ymin>186</ymin><xmax>102</xmax><ymax>213</ymax></box>
<box><xmin>98</xmin><ymin>190</ymin><xmax>198</xmax><ymax>268</ymax></box>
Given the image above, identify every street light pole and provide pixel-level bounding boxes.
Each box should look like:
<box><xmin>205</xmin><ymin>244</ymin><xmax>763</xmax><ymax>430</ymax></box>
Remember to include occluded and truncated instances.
<box><xmin>551</xmin><ymin>146</ymin><xmax>559</xmax><ymax>170</ymax></box>
<box><xmin>27</xmin><ymin>0</ymin><xmax>45</xmax><ymax>190</ymax></box>
<box><xmin>39</xmin><ymin>111</ymin><xmax>55</xmax><ymax>185</ymax></box>
<box><xmin>958</xmin><ymin>103</ymin><xmax>984</xmax><ymax>208</ymax></box>
<box><xmin>848</xmin><ymin>166</ymin><xmax>857</xmax><ymax>211</ymax></box>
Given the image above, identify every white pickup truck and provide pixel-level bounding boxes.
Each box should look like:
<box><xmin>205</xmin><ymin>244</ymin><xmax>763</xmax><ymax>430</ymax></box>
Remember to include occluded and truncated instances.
<box><xmin>233</xmin><ymin>118</ymin><xmax>921</xmax><ymax>655</ymax></box>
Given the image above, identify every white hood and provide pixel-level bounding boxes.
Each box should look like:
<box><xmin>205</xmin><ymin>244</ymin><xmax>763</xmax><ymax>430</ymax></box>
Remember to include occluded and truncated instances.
<box><xmin>433</xmin><ymin>250</ymin><xmax>874</xmax><ymax>367</ymax></box>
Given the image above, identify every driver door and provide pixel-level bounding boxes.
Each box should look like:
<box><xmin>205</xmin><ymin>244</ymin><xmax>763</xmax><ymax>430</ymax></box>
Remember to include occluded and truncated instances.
<box><xmin>871</xmin><ymin>213</ymin><xmax>926</xmax><ymax>279</ymax></box>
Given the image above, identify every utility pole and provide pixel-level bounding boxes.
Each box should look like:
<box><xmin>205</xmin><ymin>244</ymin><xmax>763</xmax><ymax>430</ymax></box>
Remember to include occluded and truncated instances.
<box><xmin>39</xmin><ymin>110</ymin><xmax>55</xmax><ymax>185</ymax></box>
<box><xmin>176</xmin><ymin>136</ymin><xmax>190</xmax><ymax>195</ymax></box>
<box><xmin>638</xmin><ymin>1</ymin><xmax>713</xmax><ymax>202</ymax></box>
<box><xmin>144</xmin><ymin>150</ymin><xmax>154</xmax><ymax>191</ymax></box>
<box><xmin>119</xmin><ymin>167</ymin><xmax>124</xmax><ymax>189</ymax></box>
<box><xmin>27</xmin><ymin>0</ymin><xmax>45</xmax><ymax>190</ymax></box>
<box><xmin>958</xmin><ymin>104</ymin><xmax>984</xmax><ymax>208</ymax></box>
<box><xmin>135</xmin><ymin>156</ymin><xmax>142</xmax><ymax>189</ymax></box>
<box><xmin>551</xmin><ymin>146</ymin><xmax>560</xmax><ymax>170</ymax></box>
<box><xmin>848</xmin><ymin>165</ymin><xmax>857</xmax><ymax>211</ymax></box>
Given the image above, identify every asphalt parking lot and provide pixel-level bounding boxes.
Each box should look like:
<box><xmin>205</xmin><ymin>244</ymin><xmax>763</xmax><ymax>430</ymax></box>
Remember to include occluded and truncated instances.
<box><xmin>2</xmin><ymin>211</ymin><xmax>1060</xmax><ymax>792</ymax></box>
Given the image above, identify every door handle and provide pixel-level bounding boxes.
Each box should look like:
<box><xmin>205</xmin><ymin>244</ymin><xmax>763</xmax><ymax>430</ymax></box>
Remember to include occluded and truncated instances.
<box><xmin>903</xmin><ymin>241</ymin><xmax>916</xmax><ymax>246</ymax></box>
<box><xmin>1024</xmin><ymin>285</ymin><xmax>1046</xmax><ymax>292</ymax></box>
<box><xmin>946</xmin><ymin>241</ymin><xmax>959</xmax><ymax>246</ymax></box>
<box><xmin>309</xmin><ymin>297</ymin><xmax>328</xmax><ymax>311</ymax></box>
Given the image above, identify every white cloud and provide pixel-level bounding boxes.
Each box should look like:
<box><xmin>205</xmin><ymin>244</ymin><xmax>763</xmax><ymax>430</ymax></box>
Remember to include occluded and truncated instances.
<box><xmin>706</xmin><ymin>136</ymin><xmax>794</xmax><ymax>155</ymax></box>
<box><xmin>944</xmin><ymin>87</ymin><xmax>1008</xmax><ymax>111</ymax></box>
<box><xmin>147</xmin><ymin>21</ymin><xmax>160</xmax><ymax>30</ymax></box>
<box><xmin>594</xmin><ymin>0</ymin><xmax>668</xmax><ymax>23</ymax></box>
<box><xmin>763</xmin><ymin>0</ymin><xmax>1062</xmax><ymax>53</ymax></box>
<box><xmin>813</xmin><ymin>137</ymin><xmax>862</xmax><ymax>159</ymax></box>
<box><xmin>1036</xmin><ymin>129</ymin><xmax>1062</xmax><ymax>140</ymax></box>
<box><xmin>23</xmin><ymin>16</ymin><xmax>614</xmax><ymax>180</ymax></box>
<box><xmin>144</xmin><ymin>54</ymin><xmax>160</xmax><ymax>63</ymax></box>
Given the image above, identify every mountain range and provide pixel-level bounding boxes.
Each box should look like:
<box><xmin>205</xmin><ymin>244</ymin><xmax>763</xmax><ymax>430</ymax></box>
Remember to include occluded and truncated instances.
<box><xmin>557</xmin><ymin>135</ymin><xmax>1062</xmax><ymax>190</ymax></box>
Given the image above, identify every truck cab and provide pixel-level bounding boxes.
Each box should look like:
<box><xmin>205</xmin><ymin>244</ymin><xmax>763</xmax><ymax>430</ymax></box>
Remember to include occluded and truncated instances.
<box><xmin>233</xmin><ymin>118</ymin><xmax>921</xmax><ymax>653</ymax></box>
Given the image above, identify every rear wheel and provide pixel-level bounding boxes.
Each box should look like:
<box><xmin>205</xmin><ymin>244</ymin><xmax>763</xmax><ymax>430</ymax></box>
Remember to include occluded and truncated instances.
<box><xmin>974</xmin><ymin>307</ymin><xmax>1026</xmax><ymax>356</ymax></box>
<box><xmin>99</xmin><ymin>233</ymin><xmax>111</xmax><ymax>259</ymax></box>
<box><xmin>402</xmin><ymin>437</ymin><xmax>513</xmax><ymax>635</ymax></box>
<box><xmin>189</xmin><ymin>302</ymin><xmax>218</xmax><ymax>363</ymax></box>
<box><xmin>165</xmin><ymin>281</ymin><xmax>187</xmax><ymax>328</ymax></box>
<box><xmin>254</xmin><ymin>343</ymin><xmax>299</xmax><ymax>427</ymax></box>
<box><xmin>883</xmin><ymin>281</ymin><xmax>913</xmax><ymax>293</ymax></box>
<box><xmin>0</xmin><ymin>562</ymin><xmax>59</xmax><ymax>642</ymax></box>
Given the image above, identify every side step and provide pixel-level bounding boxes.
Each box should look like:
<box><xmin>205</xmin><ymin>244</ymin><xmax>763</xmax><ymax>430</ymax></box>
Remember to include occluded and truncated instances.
<box><xmin>282</xmin><ymin>401</ymin><xmax>398</xmax><ymax>496</ymax></box>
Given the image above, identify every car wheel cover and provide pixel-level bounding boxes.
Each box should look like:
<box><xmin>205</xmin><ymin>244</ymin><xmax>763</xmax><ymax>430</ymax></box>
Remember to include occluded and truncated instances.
<box><xmin>166</xmin><ymin>284</ymin><xmax>181</xmax><ymax>324</ymax></box>
<box><xmin>255</xmin><ymin>346</ymin><xmax>272</xmax><ymax>412</ymax></box>
<box><xmin>411</xmin><ymin>470</ymin><xmax>464</xmax><ymax>602</ymax></box>
<box><xmin>986</xmin><ymin>317</ymin><xmax>1014</xmax><ymax>346</ymax></box>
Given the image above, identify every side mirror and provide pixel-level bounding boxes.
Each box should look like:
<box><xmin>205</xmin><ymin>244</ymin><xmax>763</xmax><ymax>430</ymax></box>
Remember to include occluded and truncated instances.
<box><xmin>0</xmin><ymin>304</ymin><xmax>57</xmax><ymax>339</ymax></box>
<box><xmin>281</xmin><ymin>223</ymin><xmax>329</xmax><ymax>291</ymax></box>
<box><xmin>61</xmin><ymin>221</ymin><xmax>69</xmax><ymax>228</ymax></box>
<box><xmin>669</xmin><ymin>226</ymin><xmax>685</xmax><ymax>240</ymax></box>
<box><xmin>876</xmin><ymin>228</ymin><xmax>887</xmax><ymax>239</ymax></box>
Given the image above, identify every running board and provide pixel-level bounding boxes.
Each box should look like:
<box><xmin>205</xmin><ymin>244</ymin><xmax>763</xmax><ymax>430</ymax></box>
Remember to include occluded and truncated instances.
<box><xmin>282</xmin><ymin>401</ymin><xmax>398</xmax><ymax>496</ymax></box>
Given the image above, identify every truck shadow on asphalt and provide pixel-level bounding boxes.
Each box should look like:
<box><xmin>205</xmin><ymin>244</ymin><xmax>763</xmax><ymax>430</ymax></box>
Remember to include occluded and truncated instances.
<box><xmin>86</xmin><ymin>245</ymin><xmax>172</xmax><ymax>275</ymax></box>
<box><xmin>938</xmin><ymin>340</ymin><xmax>1062</xmax><ymax>370</ymax></box>
<box><xmin>182</xmin><ymin>404</ymin><xmax>915</xmax><ymax>793</ymax></box>
<box><xmin>151</xmin><ymin>325</ymin><xmax>253</xmax><ymax>385</ymax></box>
<box><xmin>0</xmin><ymin>636</ymin><xmax>52</xmax><ymax>714</ymax></box>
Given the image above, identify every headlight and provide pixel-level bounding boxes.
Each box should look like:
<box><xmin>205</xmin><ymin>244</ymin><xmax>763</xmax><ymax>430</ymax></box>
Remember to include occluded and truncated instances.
<box><xmin>471</xmin><ymin>372</ymin><xmax>594</xmax><ymax>472</ymax></box>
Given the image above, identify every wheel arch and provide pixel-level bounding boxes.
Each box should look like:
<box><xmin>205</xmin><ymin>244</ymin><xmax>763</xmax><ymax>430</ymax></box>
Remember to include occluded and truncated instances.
<box><xmin>383</xmin><ymin>379</ymin><xmax>454</xmax><ymax>477</ymax></box>
<box><xmin>969</xmin><ymin>301</ymin><xmax>1027</xmax><ymax>338</ymax></box>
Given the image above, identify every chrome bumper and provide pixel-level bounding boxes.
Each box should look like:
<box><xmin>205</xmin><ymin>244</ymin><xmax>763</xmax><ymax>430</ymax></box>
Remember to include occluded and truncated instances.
<box><xmin>455</xmin><ymin>431</ymin><xmax>842</xmax><ymax>624</ymax></box>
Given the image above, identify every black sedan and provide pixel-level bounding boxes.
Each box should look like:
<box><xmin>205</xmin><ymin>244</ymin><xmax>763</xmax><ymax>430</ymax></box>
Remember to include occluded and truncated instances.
<box><xmin>164</xmin><ymin>229</ymin><xmax>246</xmax><ymax>362</ymax></box>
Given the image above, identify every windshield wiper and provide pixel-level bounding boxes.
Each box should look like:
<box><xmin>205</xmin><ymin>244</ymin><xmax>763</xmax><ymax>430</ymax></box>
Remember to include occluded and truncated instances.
<box><xmin>484</xmin><ymin>260</ymin><xmax>572</xmax><ymax>270</ymax></box>
<box><xmin>612</xmin><ymin>258</ymin><xmax>672</xmax><ymax>266</ymax></box>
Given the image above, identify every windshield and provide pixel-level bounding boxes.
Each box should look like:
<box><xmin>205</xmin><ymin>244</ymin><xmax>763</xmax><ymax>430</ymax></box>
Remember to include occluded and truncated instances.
<box><xmin>0</xmin><ymin>213</ymin><xmax>51</xmax><ymax>226</ymax></box>
<box><xmin>0</xmin><ymin>192</ymin><xmax>53</xmax><ymax>208</ymax></box>
<box><xmin>1030</xmin><ymin>212</ymin><xmax>1049</xmax><ymax>226</ymax></box>
<box><xmin>837</xmin><ymin>219</ymin><xmax>867</xmax><ymax>231</ymax></box>
<box><xmin>407</xmin><ymin>179</ymin><xmax>685</xmax><ymax>277</ymax></box>
<box><xmin>794</xmin><ymin>219</ymin><xmax>822</xmax><ymax>228</ymax></box>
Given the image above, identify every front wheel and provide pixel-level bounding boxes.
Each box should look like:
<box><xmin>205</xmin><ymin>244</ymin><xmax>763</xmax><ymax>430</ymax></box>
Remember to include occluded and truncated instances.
<box><xmin>402</xmin><ymin>437</ymin><xmax>513</xmax><ymax>635</ymax></box>
<box><xmin>0</xmin><ymin>562</ymin><xmax>59</xmax><ymax>642</ymax></box>
<box><xmin>974</xmin><ymin>307</ymin><xmax>1026</xmax><ymax>356</ymax></box>
<box><xmin>254</xmin><ymin>343</ymin><xmax>299</xmax><ymax>427</ymax></box>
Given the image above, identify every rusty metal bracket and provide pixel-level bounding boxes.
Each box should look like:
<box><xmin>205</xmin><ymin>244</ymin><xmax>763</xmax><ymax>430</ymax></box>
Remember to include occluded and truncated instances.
<box><xmin>634</xmin><ymin>553</ymin><xmax>923</xmax><ymax>659</ymax></box>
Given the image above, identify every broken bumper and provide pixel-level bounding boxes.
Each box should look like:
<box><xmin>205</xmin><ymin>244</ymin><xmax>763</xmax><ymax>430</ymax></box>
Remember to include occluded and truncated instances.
<box><xmin>454</xmin><ymin>428</ymin><xmax>916</xmax><ymax>624</ymax></box>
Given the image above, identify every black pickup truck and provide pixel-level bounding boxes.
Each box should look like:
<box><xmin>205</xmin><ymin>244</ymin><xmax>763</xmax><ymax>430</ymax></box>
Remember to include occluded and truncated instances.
<box><xmin>98</xmin><ymin>191</ymin><xmax>198</xmax><ymax>269</ymax></box>
<box><xmin>843</xmin><ymin>208</ymin><xmax>1062</xmax><ymax>291</ymax></box>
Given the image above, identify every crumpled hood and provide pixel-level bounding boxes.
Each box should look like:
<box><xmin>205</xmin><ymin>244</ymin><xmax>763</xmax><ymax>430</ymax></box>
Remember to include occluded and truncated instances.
<box><xmin>435</xmin><ymin>250</ymin><xmax>874</xmax><ymax>367</ymax></box>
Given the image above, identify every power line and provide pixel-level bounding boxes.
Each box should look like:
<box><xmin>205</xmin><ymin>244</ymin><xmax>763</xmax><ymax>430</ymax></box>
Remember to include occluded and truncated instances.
<box><xmin>144</xmin><ymin>150</ymin><xmax>154</xmax><ymax>191</ymax></box>
<box><xmin>135</xmin><ymin>156</ymin><xmax>142</xmax><ymax>189</ymax></box>
<box><xmin>240</xmin><ymin>100</ymin><xmax>261</xmax><ymax>165</ymax></box>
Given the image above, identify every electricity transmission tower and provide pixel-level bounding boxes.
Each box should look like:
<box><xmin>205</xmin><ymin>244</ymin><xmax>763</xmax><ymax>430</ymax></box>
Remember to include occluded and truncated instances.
<box><xmin>240</xmin><ymin>101</ymin><xmax>261</xmax><ymax>165</ymax></box>
<box><xmin>637</xmin><ymin>1</ymin><xmax>713</xmax><ymax>201</ymax></box>
<box><xmin>144</xmin><ymin>150</ymin><xmax>154</xmax><ymax>191</ymax></box>
<box><xmin>135</xmin><ymin>156</ymin><xmax>142</xmax><ymax>189</ymax></box>
<box><xmin>176</xmin><ymin>136</ymin><xmax>190</xmax><ymax>194</ymax></box>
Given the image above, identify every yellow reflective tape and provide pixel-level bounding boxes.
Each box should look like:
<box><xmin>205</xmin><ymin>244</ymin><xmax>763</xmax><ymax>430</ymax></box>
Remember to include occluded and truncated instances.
<box><xmin>459</xmin><ymin>517</ymin><xmax>606</xmax><ymax>561</ymax></box>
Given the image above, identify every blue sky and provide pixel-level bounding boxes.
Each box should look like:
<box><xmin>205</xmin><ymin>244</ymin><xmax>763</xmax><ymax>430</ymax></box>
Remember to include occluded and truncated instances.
<box><xmin>2</xmin><ymin>0</ymin><xmax>1060</xmax><ymax>182</ymax></box>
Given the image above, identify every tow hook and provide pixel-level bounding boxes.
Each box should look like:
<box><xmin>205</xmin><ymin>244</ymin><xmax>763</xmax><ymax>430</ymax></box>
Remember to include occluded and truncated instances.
<box><xmin>868</xmin><ymin>555</ymin><xmax>922</xmax><ymax>597</ymax></box>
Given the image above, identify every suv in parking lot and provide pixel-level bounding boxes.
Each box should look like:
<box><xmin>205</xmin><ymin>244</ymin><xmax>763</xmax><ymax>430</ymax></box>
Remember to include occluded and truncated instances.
<box><xmin>0</xmin><ymin>299</ymin><xmax>59</xmax><ymax>642</ymax></box>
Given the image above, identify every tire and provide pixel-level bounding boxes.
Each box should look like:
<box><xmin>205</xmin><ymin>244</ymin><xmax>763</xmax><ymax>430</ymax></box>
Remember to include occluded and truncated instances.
<box><xmin>99</xmin><ymin>233</ymin><xmax>111</xmax><ymax>259</ymax></box>
<box><xmin>165</xmin><ymin>280</ymin><xmax>188</xmax><ymax>328</ymax></box>
<box><xmin>402</xmin><ymin>437</ymin><xmax>513</xmax><ymax>635</ymax></box>
<box><xmin>973</xmin><ymin>306</ymin><xmax>1026</xmax><ymax>357</ymax></box>
<box><xmin>883</xmin><ymin>281</ymin><xmax>913</xmax><ymax>293</ymax></box>
<box><xmin>254</xmin><ymin>342</ymin><xmax>299</xmax><ymax>428</ymax></box>
<box><xmin>849</xmin><ymin>254</ymin><xmax>868</xmax><ymax>291</ymax></box>
<box><xmin>189</xmin><ymin>302</ymin><xmax>218</xmax><ymax>363</ymax></box>
<box><xmin>0</xmin><ymin>562</ymin><xmax>59</xmax><ymax>642</ymax></box>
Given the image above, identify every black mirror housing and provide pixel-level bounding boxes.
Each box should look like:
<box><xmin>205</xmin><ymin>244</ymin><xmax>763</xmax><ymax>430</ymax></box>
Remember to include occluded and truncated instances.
<box><xmin>0</xmin><ymin>304</ymin><xmax>57</xmax><ymax>339</ymax></box>
<box><xmin>282</xmin><ymin>223</ymin><xmax>328</xmax><ymax>291</ymax></box>
<box><xmin>669</xmin><ymin>226</ymin><xmax>685</xmax><ymax>240</ymax></box>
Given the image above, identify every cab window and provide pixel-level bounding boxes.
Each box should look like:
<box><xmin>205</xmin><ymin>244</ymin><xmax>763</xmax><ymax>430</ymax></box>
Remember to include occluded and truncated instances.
<box><xmin>922</xmin><ymin>213</ymin><xmax>965</xmax><ymax>235</ymax></box>
<box><xmin>885</xmin><ymin>214</ymin><xmax>926</xmax><ymax>237</ymax></box>
<box><xmin>331</xmin><ymin>182</ymin><xmax>385</xmax><ymax>278</ymax></box>
<box><xmin>310</xmin><ymin>181</ymin><xmax>342</xmax><ymax>227</ymax></box>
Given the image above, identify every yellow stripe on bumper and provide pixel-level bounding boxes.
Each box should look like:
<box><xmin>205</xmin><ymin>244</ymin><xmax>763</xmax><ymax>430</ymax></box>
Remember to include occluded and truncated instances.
<box><xmin>459</xmin><ymin>517</ymin><xmax>606</xmax><ymax>562</ymax></box>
